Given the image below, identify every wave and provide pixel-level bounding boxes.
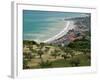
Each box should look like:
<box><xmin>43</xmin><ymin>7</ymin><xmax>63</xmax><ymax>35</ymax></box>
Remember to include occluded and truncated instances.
<box><xmin>43</xmin><ymin>21</ymin><xmax>75</xmax><ymax>43</ymax></box>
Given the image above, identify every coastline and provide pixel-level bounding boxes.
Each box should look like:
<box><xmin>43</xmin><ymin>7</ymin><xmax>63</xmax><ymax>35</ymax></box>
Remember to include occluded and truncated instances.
<box><xmin>43</xmin><ymin>21</ymin><xmax>74</xmax><ymax>43</ymax></box>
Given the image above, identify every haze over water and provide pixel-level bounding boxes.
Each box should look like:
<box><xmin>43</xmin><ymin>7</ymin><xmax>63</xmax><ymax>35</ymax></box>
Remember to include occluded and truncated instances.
<box><xmin>23</xmin><ymin>10</ymin><xmax>89</xmax><ymax>42</ymax></box>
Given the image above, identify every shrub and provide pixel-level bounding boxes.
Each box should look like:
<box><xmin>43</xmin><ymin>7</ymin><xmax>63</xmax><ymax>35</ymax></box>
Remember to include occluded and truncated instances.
<box><xmin>23</xmin><ymin>59</ymin><xmax>30</xmax><ymax>69</ymax></box>
<box><xmin>39</xmin><ymin>60</ymin><xmax>52</xmax><ymax>68</ymax></box>
<box><xmin>70</xmin><ymin>57</ymin><xmax>80</xmax><ymax>67</ymax></box>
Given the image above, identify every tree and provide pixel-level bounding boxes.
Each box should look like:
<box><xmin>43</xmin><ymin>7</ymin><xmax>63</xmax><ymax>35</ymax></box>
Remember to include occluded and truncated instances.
<box><xmin>23</xmin><ymin>52</ymin><xmax>32</xmax><ymax>60</ymax></box>
<box><xmin>44</xmin><ymin>46</ymin><xmax>50</xmax><ymax>53</ymax></box>
<box><xmin>68</xmin><ymin>38</ymin><xmax>90</xmax><ymax>50</ymax></box>
<box><xmin>61</xmin><ymin>54</ymin><xmax>67</xmax><ymax>60</ymax></box>
<box><xmin>30</xmin><ymin>49</ymin><xmax>38</xmax><ymax>58</ymax></box>
<box><xmin>51</xmin><ymin>49</ymin><xmax>60</xmax><ymax>59</ymax></box>
<box><xmin>38</xmin><ymin>49</ymin><xmax>44</xmax><ymax>59</ymax></box>
<box><xmin>45</xmin><ymin>47</ymin><xmax>50</xmax><ymax>52</ymax></box>
<box><xmin>63</xmin><ymin>47</ymin><xmax>74</xmax><ymax>58</ymax></box>
<box><xmin>39</xmin><ymin>60</ymin><xmax>52</xmax><ymax>68</ymax></box>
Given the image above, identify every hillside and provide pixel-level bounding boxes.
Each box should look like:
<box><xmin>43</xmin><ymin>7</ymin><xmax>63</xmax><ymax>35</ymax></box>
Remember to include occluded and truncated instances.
<box><xmin>47</xmin><ymin>16</ymin><xmax>91</xmax><ymax>46</ymax></box>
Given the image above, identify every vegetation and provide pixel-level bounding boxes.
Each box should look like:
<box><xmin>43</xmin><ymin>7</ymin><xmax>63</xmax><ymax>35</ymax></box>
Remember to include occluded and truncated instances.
<box><xmin>23</xmin><ymin>38</ymin><xmax>91</xmax><ymax>69</ymax></box>
<box><xmin>69</xmin><ymin>57</ymin><xmax>80</xmax><ymax>66</ymax></box>
<box><xmin>68</xmin><ymin>38</ymin><xmax>90</xmax><ymax>51</ymax></box>
<box><xmin>39</xmin><ymin>60</ymin><xmax>52</xmax><ymax>68</ymax></box>
<box><xmin>37</xmin><ymin>49</ymin><xmax>44</xmax><ymax>60</ymax></box>
<box><xmin>23</xmin><ymin>59</ymin><xmax>29</xmax><ymax>69</ymax></box>
<box><xmin>51</xmin><ymin>49</ymin><xmax>60</xmax><ymax>59</ymax></box>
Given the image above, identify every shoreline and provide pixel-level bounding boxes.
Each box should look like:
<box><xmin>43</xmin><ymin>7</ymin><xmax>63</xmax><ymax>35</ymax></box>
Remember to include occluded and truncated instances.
<box><xmin>43</xmin><ymin>21</ymin><xmax>74</xmax><ymax>43</ymax></box>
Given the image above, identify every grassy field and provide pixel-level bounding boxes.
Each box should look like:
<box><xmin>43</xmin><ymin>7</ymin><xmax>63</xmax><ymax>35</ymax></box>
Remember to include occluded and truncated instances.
<box><xmin>23</xmin><ymin>38</ymin><xmax>91</xmax><ymax>69</ymax></box>
<box><xmin>23</xmin><ymin>53</ymin><xmax>90</xmax><ymax>69</ymax></box>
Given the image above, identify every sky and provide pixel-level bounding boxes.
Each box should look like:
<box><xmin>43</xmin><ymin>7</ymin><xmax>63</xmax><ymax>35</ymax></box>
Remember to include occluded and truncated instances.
<box><xmin>23</xmin><ymin>10</ymin><xmax>90</xmax><ymax>42</ymax></box>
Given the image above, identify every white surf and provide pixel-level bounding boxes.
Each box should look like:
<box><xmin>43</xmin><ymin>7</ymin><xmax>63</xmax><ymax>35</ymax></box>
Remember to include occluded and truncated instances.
<box><xmin>43</xmin><ymin>21</ymin><xmax>75</xmax><ymax>43</ymax></box>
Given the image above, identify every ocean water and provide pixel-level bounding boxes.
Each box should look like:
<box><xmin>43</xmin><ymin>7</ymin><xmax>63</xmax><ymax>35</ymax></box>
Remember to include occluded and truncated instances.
<box><xmin>23</xmin><ymin>10</ymin><xmax>89</xmax><ymax>42</ymax></box>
